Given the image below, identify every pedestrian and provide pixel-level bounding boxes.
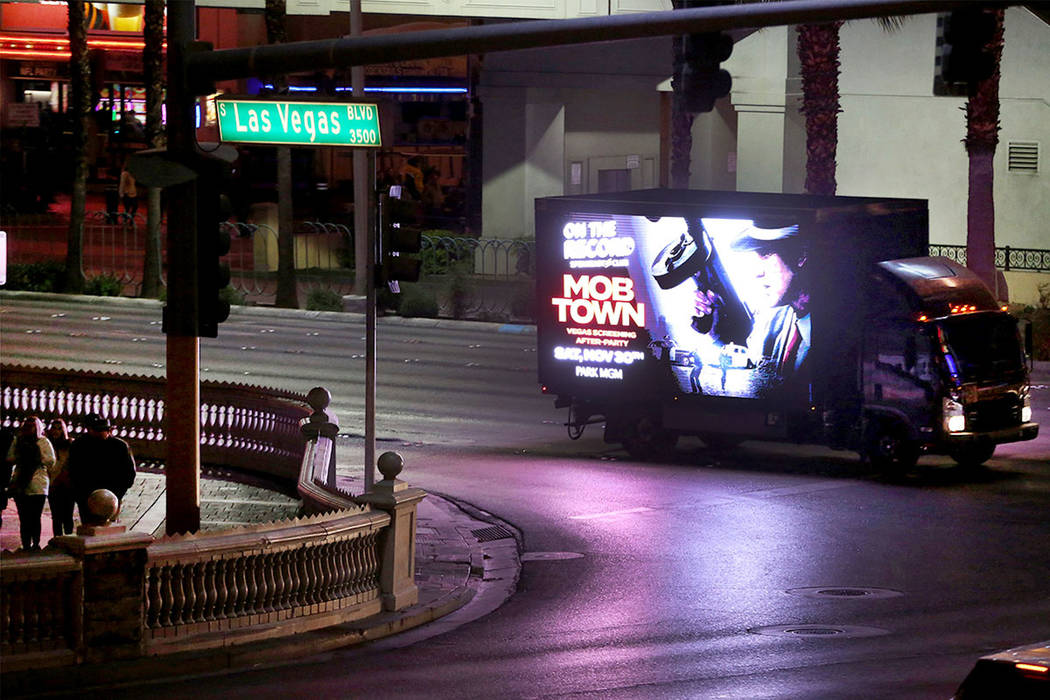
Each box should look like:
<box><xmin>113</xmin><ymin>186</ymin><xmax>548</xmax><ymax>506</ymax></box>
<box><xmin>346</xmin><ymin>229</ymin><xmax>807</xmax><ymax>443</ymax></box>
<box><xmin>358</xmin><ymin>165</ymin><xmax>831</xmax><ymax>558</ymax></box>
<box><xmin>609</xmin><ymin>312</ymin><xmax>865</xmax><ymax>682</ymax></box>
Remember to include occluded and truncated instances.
<box><xmin>0</xmin><ymin>425</ymin><xmax>16</xmax><ymax>530</ymax></box>
<box><xmin>5</xmin><ymin>416</ymin><xmax>55</xmax><ymax>551</ymax></box>
<box><xmin>68</xmin><ymin>413</ymin><xmax>136</xmax><ymax>521</ymax></box>
<box><xmin>119</xmin><ymin>159</ymin><xmax>138</xmax><ymax>219</ymax></box>
<box><xmin>46</xmin><ymin>418</ymin><xmax>76</xmax><ymax>536</ymax></box>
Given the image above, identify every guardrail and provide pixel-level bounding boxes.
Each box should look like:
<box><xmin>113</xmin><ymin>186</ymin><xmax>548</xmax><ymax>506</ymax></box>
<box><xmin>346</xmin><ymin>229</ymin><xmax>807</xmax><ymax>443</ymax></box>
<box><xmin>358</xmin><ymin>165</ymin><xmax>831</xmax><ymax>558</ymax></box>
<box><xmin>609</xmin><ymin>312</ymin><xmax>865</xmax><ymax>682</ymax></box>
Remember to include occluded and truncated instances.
<box><xmin>927</xmin><ymin>244</ymin><xmax>1050</xmax><ymax>273</ymax></box>
<box><xmin>0</xmin><ymin>368</ymin><xmax>423</xmax><ymax>684</ymax></box>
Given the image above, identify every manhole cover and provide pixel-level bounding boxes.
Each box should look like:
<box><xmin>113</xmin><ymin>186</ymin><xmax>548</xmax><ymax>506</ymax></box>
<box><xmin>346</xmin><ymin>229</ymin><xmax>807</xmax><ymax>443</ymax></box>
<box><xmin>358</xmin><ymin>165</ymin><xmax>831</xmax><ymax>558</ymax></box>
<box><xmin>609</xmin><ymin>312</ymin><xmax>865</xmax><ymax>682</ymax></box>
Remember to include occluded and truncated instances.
<box><xmin>471</xmin><ymin>526</ymin><xmax>515</xmax><ymax>543</ymax></box>
<box><xmin>521</xmin><ymin>551</ymin><xmax>584</xmax><ymax>562</ymax></box>
<box><xmin>786</xmin><ymin>586</ymin><xmax>904</xmax><ymax>600</ymax></box>
<box><xmin>749</xmin><ymin>624</ymin><xmax>889</xmax><ymax>639</ymax></box>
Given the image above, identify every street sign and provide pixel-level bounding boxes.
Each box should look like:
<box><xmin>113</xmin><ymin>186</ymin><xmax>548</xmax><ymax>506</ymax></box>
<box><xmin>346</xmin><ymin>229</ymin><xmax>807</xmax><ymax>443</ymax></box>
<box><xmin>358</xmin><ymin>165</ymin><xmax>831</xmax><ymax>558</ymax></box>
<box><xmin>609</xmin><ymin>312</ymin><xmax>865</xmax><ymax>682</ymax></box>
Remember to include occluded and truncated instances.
<box><xmin>215</xmin><ymin>98</ymin><xmax>381</xmax><ymax>147</ymax></box>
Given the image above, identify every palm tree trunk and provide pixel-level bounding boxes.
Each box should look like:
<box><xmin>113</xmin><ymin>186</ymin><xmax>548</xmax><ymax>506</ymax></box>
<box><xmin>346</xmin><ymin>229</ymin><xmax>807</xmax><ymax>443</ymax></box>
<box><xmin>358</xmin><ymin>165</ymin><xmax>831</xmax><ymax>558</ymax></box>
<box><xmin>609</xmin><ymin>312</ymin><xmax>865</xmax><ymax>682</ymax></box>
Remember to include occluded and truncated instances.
<box><xmin>266</xmin><ymin>0</ymin><xmax>299</xmax><ymax>308</ymax></box>
<box><xmin>797</xmin><ymin>22</ymin><xmax>843</xmax><ymax>196</ymax></box>
<box><xmin>964</xmin><ymin>9</ymin><xmax>1004</xmax><ymax>295</ymax></box>
<box><xmin>140</xmin><ymin>0</ymin><xmax>165</xmax><ymax>298</ymax></box>
<box><xmin>275</xmin><ymin>147</ymin><xmax>298</xmax><ymax>307</ymax></box>
<box><xmin>65</xmin><ymin>0</ymin><xmax>89</xmax><ymax>293</ymax></box>
<box><xmin>669</xmin><ymin>33</ymin><xmax>694</xmax><ymax>189</ymax></box>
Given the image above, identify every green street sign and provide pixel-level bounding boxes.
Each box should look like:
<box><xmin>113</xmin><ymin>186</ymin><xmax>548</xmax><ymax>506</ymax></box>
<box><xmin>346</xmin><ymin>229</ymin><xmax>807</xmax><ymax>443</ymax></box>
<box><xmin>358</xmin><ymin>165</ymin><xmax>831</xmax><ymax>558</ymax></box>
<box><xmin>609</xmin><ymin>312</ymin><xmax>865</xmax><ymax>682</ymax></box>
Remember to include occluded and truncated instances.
<box><xmin>215</xmin><ymin>98</ymin><xmax>381</xmax><ymax>147</ymax></box>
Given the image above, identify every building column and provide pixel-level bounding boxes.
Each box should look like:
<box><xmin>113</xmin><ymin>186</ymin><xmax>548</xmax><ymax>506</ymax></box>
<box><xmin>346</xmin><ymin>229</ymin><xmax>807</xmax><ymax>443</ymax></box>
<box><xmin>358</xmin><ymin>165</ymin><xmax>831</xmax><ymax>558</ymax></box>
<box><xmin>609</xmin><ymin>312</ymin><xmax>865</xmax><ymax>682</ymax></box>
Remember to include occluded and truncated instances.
<box><xmin>480</xmin><ymin>86</ymin><xmax>564</xmax><ymax>239</ymax></box>
<box><xmin>733</xmin><ymin>102</ymin><xmax>786</xmax><ymax>193</ymax></box>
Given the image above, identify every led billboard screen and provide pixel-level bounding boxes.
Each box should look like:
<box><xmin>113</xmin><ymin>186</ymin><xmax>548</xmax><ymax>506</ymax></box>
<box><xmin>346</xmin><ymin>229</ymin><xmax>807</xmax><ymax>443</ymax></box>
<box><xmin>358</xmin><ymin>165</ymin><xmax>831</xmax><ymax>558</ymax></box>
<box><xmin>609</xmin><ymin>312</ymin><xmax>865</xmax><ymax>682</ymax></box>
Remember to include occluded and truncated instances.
<box><xmin>540</xmin><ymin>212</ymin><xmax>814</xmax><ymax>403</ymax></box>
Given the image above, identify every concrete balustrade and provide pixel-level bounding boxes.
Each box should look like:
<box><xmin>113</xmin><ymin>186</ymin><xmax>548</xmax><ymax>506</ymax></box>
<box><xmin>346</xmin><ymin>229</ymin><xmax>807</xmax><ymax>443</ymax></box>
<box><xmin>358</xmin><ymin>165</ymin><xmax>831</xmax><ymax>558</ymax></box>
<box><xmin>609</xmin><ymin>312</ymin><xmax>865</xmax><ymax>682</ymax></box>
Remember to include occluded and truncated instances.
<box><xmin>0</xmin><ymin>368</ymin><xmax>425</xmax><ymax>688</ymax></box>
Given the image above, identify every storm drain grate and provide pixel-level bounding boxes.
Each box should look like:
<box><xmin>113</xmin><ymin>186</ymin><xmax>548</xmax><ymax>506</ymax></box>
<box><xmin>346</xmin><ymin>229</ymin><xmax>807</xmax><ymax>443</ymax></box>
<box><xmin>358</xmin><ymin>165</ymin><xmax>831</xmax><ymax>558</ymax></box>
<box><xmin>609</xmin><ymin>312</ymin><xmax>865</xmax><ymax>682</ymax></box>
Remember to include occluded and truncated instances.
<box><xmin>749</xmin><ymin>624</ymin><xmax>889</xmax><ymax>639</ymax></box>
<box><xmin>786</xmin><ymin>627</ymin><xmax>844</xmax><ymax>636</ymax></box>
<box><xmin>786</xmin><ymin>586</ymin><xmax>904</xmax><ymax>600</ymax></box>
<box><xmin>471</xmin><ymin>525</ymin><xmax>515</xmax><ymax>543</ymax></box>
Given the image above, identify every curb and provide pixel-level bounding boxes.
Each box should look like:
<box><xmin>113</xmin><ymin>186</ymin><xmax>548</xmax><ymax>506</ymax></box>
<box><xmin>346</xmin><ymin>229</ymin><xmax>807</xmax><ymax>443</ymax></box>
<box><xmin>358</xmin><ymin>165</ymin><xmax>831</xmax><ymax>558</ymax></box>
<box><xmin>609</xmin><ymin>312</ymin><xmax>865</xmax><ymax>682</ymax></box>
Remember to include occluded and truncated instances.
<box><xmin>0</xmin><ymin>290</ymin><xmax>536</xmax><ymax>335</ymax></box>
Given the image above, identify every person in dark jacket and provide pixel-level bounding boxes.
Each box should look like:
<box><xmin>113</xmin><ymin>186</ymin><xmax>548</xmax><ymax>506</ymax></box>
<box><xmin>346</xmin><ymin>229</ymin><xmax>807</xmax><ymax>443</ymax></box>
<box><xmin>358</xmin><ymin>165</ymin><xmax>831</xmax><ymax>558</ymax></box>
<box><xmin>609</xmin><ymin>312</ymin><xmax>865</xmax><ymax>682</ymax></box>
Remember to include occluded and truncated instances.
<box><xmin>68</xmin><ymin>413</ymin><xmax>136</xmax><ymax>520</ymax></box>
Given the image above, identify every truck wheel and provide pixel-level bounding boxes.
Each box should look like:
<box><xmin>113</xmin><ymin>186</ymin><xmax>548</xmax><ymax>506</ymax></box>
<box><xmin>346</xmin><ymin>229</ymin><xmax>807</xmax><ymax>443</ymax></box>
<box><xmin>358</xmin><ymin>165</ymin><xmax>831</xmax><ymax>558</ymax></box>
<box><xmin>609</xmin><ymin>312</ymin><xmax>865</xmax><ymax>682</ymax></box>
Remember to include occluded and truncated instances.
<box><xmin>950</xmin><ymin>444</ymin><xmax>995</xmax><ymax>469</ymax></box>
<box><xmin>867</xmin><ymin>421</ymin><xmax>919</xmax><ymax>476</ymax></box>
<box><xmin>622</xmin><ymin>416</ymin><xmax>677</xmax><ymax>461</ymax></box>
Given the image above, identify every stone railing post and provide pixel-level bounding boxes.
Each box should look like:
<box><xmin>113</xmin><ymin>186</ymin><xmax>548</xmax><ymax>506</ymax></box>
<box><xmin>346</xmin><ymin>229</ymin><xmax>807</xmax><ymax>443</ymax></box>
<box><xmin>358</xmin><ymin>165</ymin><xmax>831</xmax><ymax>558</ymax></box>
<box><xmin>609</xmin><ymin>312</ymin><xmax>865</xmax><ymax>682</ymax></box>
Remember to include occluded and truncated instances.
<box><xmin>51</xmin><ymin>531</ymin><xmax>154</xmax><ymax>664</ymax></box>
<box><xmin>354</xmin><ymin>452</ymin><xmax>426</xmax><ymax>611</ymax></box>
<box><xmin>300</xmin><ymin>386</ymin><xmax>340</xmax><ymax>488</ymax></box>
<box><xmin>50</xmin><ymin>491</ymin><xmax>154</xmax><ymax>663</ymax></box>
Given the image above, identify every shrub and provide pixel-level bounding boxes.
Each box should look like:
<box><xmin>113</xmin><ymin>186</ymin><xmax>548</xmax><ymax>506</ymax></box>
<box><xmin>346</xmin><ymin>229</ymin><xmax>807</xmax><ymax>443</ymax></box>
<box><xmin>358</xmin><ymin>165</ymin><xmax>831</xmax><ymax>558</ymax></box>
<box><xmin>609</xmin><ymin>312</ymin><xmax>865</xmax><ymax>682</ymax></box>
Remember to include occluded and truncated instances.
<box><xmin>4</xmin><ymin>261</ymin><xmax>66</xmax><ymax>292</ymax></box>
<box><xmin>376</xmin><ymin>285</ymin><xmax>401</xmax><ymax>313</ymax></box>
<box><xmin>83</xmin><ymin>274</ymin><xmax>124</xmax><ymax>296</ymax></box>
<box><xmin>446</xmin><ymin>268</ymin><xmax>471</xmax><ymax>319</ymax></box>
<box><xmin>509</xmin><ymin>282</ymin><xmax>536</xmax><ymax>321</ymax></box>
<box><xmin>398</xmin><ymin>285</ymin><xmax>439</xmax><ymax>318</ymax></box>
<box><xmin>306</xmin><ymin>287</ymin><xmax>344</xmax><ymax>312</ymax></box>
<box><xmin>219</xmin><ymin>285</ymin><xmax>247</xmax><ymax>307</ymax></box>
<box><xmin>420</xmin><ymin>234</ymin><xmax>474</xmax><ymax>276</ymax></box>
<box><xmin>420</xmin><ymin>245</ymin><xmax>452</xmax><ymax>275</ymax></box>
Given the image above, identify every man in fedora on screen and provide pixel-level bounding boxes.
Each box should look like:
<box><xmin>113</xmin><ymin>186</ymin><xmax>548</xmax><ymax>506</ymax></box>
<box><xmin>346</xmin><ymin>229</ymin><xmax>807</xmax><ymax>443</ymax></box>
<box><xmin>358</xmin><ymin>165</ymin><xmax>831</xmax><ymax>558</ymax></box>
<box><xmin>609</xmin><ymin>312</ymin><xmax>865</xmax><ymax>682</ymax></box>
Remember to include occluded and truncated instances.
<box><xmin>695</xmin><ymin>223</ymin><xmax>811</xmax><ymax>384</ymax></box>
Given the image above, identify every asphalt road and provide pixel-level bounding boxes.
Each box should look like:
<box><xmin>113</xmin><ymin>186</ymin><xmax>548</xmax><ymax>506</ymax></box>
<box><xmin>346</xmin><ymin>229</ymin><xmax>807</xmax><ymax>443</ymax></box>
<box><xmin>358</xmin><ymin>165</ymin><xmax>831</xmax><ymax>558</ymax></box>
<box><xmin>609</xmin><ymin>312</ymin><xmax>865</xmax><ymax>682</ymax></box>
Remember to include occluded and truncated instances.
<box><xmin>3</xmin><ymin>292</ymin><xmax>1049</xmax><ymax>699</ymax></box>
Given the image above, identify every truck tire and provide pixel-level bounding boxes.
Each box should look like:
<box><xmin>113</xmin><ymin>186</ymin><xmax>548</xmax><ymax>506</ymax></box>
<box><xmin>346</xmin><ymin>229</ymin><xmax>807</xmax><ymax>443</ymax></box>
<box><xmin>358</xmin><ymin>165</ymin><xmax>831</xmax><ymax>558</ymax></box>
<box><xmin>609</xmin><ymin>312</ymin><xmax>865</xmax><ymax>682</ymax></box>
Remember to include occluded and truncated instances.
<box><xmin>866</xmin><ymin>420</ymin><xmax>919</xmax><ymax>476</ymax></box>
<box><xmin>622</xmin><ymin>415</ymin><xmax>678</xmax><ymax>461</ymax></box>
<box><xmin>950</xmin><ymin>443</ymin><xmax>995</xmax><ymax>469</ymax></box>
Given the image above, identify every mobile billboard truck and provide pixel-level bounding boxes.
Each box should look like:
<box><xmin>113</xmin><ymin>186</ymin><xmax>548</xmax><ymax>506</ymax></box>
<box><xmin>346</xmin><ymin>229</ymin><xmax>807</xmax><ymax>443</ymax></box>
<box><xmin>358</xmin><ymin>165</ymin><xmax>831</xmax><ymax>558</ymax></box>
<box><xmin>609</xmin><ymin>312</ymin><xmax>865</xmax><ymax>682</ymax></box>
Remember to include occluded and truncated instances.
<box><xmin>535</xmin><ymin>190</ymin><xmax>1038</xmax><ymax>473</ymax></box>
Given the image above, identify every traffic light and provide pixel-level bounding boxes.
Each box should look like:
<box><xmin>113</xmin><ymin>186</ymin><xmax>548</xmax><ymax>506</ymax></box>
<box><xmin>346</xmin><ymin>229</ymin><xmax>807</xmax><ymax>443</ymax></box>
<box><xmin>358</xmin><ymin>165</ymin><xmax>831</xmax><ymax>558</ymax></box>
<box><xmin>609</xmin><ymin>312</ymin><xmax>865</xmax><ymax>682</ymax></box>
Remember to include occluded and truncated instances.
<box><xmin>940</xmin><ymin>8</ymin><xmax>999</xmax><ymax>94</ymax></box>
<box><xmin>679</xmin><ymin>32</ymin><xmax>733</xmax><ymax>114</ymax></box>
<box><xmin>378</xmin><ymin>191</ymin><xmax>421</xmax><ymax>291</ymax></box>
<box><xmin>161</xmin><ymin>153</ymin><xmax>233</xmax><ymax>338</ymax></box>
<box><xmin>195</xmin><ymin>156</ymin><xmax>233</xmax><ymax>337</ymax></box>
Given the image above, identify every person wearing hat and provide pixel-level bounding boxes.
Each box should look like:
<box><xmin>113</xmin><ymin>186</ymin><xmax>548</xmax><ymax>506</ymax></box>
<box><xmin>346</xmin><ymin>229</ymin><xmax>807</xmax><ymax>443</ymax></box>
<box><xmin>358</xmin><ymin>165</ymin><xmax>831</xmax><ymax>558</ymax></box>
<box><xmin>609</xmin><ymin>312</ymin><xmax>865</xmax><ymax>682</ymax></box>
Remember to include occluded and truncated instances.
<box><xmin>68</xmin><ymin>413</ymin><xmax>137</xmax><ymax>521</ymax></box>
<box><xmin>695</xmin><ymin>223</ymin><xmax>811</xmax><ymax>384</ymax></box>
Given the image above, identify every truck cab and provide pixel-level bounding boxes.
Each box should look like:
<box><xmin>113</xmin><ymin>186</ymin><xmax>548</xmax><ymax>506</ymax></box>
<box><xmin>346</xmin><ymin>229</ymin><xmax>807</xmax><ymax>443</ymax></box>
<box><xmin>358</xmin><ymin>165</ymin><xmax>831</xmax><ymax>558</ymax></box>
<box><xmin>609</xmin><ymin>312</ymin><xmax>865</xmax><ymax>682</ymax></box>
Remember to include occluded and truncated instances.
<box><xmin>860</xmin><ymin>258</ymin><xmax>1038</xmax><ymax>471</ymax></box>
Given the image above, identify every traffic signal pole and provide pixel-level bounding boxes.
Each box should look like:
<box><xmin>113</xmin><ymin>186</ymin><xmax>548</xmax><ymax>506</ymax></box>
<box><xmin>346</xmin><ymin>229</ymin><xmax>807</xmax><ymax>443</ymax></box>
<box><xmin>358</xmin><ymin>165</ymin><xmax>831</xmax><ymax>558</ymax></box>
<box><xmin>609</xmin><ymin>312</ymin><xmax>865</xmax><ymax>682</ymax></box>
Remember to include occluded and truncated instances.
<box><xmin>165</xmin><ymin>0</ymin><xmax>201</xmax><ymax>535</ymax></box>
<box><xmin>351</xmin><ymin>0</ymin><xmax>377</xmax><ymax>490</ymax></box>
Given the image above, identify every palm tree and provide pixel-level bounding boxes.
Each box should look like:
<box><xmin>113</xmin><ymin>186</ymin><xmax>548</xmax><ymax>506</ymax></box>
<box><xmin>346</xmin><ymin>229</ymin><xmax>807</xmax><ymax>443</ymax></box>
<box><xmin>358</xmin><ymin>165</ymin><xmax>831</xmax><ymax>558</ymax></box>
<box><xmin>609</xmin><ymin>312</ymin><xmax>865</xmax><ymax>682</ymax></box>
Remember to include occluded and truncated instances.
<box><xmin>65</xmin><ymin>0</ymin><xmax>90</xmax><ymax>293</ymax></box>
<box><xmin>962</xmin><ymin>8</ymin><xmax>1004</xmax><ymax>295</ymax></box>
<box><xmin>796</xmin><ymin>21</ymin><xmax>843</xmax><ymax>196</ymax></box>
<box><xmin>265</xmin><ymin>0</ymin><xmax>299</xmax><ymax>308</ymax></box>
<box><xmin>140</xmin><ymin>0</ymin><xmax>165</xmax><ymax>298</ymax></box>
<box><xmin>669</xmin><ymin>31</ymin><xmax>696</xmax><ymax>189</ymax></box>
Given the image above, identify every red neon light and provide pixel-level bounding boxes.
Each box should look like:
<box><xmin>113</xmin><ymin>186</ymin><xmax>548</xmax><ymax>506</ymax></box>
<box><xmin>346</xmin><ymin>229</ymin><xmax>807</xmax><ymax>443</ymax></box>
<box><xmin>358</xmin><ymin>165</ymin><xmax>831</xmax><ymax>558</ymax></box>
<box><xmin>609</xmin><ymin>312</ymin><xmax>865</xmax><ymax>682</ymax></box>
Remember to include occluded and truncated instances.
<box><xmin>0</xmin><ymin>49</ymin><xmax>71</xmax><ymax>59</ymax></box>
<box><xmin>0</xmin><ymin>34</ymin><xmax>163</xmax><ymax>52</ymax></box>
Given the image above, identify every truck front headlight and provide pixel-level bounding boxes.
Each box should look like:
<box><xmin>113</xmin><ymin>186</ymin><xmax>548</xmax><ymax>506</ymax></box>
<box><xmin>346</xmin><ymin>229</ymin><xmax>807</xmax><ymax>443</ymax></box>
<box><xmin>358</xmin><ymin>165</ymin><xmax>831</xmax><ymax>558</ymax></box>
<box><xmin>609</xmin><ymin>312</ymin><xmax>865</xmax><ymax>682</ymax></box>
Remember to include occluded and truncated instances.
<box><xmin>1021</xmin><ymin>394</ymin><xmax>1032</xmax><ymax>423</ymax></box>
<box><xmin>943</xmin><ymin>397</ymin><xmax>966</xmax><ymax>433</ymax></box>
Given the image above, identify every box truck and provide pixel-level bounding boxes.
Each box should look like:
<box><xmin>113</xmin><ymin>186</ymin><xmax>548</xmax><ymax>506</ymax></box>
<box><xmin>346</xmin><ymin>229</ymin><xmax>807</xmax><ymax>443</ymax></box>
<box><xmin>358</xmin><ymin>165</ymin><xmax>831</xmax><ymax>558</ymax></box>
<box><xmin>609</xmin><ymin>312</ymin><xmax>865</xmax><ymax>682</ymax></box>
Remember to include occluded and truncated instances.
<box><xmin>535</xmin><ymin>190</ymin><xmax>1038</xmax><ymax>473</ymax></box>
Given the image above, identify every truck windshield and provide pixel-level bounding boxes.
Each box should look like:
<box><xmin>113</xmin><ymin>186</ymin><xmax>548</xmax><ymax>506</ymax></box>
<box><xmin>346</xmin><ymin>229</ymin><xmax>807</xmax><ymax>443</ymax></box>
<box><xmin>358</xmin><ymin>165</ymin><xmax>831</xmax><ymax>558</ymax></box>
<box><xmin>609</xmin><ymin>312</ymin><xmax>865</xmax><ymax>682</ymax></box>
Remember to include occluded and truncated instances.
<box><xmin>938</xmin><ymin>314</ymin><xmax>1025</xmax><ymax>383</ymax></box>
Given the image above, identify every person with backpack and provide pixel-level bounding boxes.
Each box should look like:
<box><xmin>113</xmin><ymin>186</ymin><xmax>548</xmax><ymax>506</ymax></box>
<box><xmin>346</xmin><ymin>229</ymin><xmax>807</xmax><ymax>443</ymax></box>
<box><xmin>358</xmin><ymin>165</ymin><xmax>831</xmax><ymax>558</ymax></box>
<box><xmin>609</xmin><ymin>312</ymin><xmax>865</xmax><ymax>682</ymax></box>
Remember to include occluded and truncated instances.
<box><xmin>5</xmin><ymin>416</ymin><xmax>56</xmax><ymax>551</ymax></box>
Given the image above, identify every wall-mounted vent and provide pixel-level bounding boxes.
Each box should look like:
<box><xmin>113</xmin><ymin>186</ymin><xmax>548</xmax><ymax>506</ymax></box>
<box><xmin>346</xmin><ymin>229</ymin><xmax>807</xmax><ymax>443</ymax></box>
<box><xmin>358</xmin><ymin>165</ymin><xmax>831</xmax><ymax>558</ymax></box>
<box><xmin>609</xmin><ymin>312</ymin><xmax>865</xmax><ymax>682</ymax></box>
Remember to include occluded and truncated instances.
<box><xmin>1008</xmin><ymin>141</ymin><xmax>1039</xmax><ymax>173</ymax></box>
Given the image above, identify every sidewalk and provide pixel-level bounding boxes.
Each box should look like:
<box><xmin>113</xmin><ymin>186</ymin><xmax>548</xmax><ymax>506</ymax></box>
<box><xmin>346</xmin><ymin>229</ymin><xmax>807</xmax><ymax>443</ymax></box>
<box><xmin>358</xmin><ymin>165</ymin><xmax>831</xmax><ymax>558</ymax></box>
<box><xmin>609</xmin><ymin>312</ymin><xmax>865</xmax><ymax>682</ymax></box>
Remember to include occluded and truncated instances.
<box><xmin>0</xmin><ymin>460</ymin><xmax>521</xmax><ymax>691</ymax></box>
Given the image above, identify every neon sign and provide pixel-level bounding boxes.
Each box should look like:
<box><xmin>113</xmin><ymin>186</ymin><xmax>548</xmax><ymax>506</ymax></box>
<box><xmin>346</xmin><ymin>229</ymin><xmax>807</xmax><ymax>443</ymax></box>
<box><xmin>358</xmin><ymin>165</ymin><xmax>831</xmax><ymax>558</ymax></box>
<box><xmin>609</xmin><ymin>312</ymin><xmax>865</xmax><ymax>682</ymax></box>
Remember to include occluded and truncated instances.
<box><xmin>551</xmin><ymin>275</ymin><xmax>645</xmax><ymax>327</ymax></box>
<box><xmin>562</xmin><ymin>219</ymin><xmax>635</xmax><ymax>269</ymax></box>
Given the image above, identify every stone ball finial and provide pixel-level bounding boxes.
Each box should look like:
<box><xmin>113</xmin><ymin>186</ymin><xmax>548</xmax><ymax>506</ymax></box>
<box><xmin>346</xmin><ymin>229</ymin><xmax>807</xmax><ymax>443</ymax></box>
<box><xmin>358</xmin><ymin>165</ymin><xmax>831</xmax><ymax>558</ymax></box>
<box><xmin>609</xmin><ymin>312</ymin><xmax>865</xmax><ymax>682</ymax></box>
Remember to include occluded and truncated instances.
<box><xmin>377</xmin><ymin>451</ymin><xmax>404</xmax><ymax>481</ymax></box>
<box><xmin>307</xmin><ymin>387</ymin><xmax>332</xmax><ymax>413</ymax></box>
<box><xmin>85</xmin><ymin>489</ymin><xmax>120</xmax><ymax>525</ymax></box>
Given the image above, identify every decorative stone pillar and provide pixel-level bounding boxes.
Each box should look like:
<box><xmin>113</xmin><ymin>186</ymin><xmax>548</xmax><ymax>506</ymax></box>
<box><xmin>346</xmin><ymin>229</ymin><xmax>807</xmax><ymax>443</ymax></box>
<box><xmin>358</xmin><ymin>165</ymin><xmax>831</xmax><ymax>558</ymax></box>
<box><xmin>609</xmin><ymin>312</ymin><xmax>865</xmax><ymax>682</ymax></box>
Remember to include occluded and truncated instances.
<box><xmin>300</xmin><ymin>386</ymin><xmax>340</xmax><ymax>487</ymax></box>
<box><xmin>355</xmin><ymin>452</ymin><xmax>426</xmax><ymax>611</ymax></box>
<box><xmin>52</xmin><ymin>531</ymin><xmax>154</xmax><ymax>664</ymax></box>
